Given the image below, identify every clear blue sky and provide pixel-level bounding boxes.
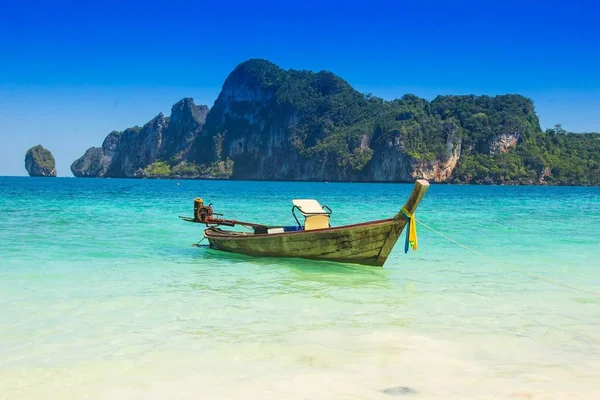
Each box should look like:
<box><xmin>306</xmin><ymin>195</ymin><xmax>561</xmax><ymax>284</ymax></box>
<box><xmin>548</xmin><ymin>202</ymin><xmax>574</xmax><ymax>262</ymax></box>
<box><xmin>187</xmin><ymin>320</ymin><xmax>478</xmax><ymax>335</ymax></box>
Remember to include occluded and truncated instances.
<box><xmin>1</xmin><ymin>0</ymin><xmax>598</xmax><ymax>176</ymax></box>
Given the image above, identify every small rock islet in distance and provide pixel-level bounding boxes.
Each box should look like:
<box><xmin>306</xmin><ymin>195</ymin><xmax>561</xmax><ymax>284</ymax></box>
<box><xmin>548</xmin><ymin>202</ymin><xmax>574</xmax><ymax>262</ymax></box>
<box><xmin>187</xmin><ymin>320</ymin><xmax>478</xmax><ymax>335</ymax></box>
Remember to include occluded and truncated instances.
<box><xmin>25</xmin><ymin>145</ymin><xmax>57</xmax><ymax>177</ymax></box>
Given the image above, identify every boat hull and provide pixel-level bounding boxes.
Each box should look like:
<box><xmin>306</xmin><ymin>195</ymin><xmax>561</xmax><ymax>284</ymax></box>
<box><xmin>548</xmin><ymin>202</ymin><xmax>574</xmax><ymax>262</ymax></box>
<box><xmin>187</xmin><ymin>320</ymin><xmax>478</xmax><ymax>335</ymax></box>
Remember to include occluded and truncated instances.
<box><xmin>204</xmin><ymin>218</ymin><xmax>407</xmax><ymax>266</ymax></box>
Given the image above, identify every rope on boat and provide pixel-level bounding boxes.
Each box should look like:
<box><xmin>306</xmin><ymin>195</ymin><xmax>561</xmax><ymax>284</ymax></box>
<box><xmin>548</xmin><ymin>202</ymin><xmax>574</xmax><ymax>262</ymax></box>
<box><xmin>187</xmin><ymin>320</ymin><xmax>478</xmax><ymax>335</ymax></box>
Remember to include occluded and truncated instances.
<box><xmin>400</xmin><ymin>207</ymin><xmax>418</xmax><ymax>253</ymax></box>
<box><xmin>415</xmin><ymin>217</ymin><xmax>600</xmax><ymax>297</ymax></box>
<box><xmin>192</xmin><ymin>237</ymin><xmax>207</xmax><ymax>247</ymax></box>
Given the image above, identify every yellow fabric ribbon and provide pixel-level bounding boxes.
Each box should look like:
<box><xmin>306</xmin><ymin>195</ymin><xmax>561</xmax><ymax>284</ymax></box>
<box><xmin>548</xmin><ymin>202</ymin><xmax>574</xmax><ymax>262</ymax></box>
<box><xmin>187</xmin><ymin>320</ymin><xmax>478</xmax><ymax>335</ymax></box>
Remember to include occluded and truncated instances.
<box><xmin>401</xmin><ymin>207</ymin><xmax>418</xmax><ymax>252</ymax></box>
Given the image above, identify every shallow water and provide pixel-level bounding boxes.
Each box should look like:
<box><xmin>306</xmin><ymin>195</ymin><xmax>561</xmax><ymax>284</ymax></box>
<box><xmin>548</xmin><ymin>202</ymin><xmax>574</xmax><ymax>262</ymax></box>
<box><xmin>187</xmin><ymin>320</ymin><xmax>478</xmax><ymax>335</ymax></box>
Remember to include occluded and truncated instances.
<box><xmin>0</xmin><ymin>177</ymin><xmax>599</xmax><ymax>399</ymax></box>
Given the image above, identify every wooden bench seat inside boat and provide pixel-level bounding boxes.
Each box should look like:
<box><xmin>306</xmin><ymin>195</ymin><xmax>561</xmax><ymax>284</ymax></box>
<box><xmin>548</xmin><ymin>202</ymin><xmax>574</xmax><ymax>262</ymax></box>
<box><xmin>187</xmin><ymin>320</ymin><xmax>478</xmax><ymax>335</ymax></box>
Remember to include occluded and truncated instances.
<box><xmin>304</xmin><ymin>215</ymin><xmax>329</xmax><ymax>230</ymax></box>
<box><xmin>292</xmin><ymin>199</ymin><xmax>331</xmax><ymax>230</ymax></box>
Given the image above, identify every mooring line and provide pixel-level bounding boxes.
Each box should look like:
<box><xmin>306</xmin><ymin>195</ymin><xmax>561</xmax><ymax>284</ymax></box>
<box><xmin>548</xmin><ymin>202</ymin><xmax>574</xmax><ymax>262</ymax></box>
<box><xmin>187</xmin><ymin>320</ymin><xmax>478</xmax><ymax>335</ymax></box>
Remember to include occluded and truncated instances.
<box><xmin>415</xmin><ymin>218</ymin><xmax>600</xmax><ymax>297</ymax></box>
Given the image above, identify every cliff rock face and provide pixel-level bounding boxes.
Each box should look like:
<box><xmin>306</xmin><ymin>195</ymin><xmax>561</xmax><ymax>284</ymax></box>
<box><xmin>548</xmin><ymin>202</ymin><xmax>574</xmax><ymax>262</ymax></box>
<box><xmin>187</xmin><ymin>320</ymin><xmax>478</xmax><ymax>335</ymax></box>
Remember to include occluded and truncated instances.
<box><xmin>368</xmin><ymin>121</ymin><xmax>462</xmax><ymax>182</ymax></box>
<box><xmin>189</xmin><ymin>60</ymin><xmax>533</xmax><ymax>182</ymax></box>
<box><xmin>71</xmin><ymin>98</ymin><xmax>208</xmax><ymax>177</ymax></box>
<box><xmin>190</xmin><ymin>60</ymin><xmax>367</xmax><ymax>181</ymax></box>
<box><xmin>72</xmin><ymin>59</ymin><xmax>549</xmax><ymax>183</ymax></box>
<box><xmin>488</xmin><ymin>132</ymin><xmax>521</xmax><ymax>154</ymax></box>
<box><xmin>70</xmin><ymin>147</ymin><xmax>105</xmax><ymax>177</ymax></box>
<box><xmin>25</xmin><ymin>145</ymin><xmax>57</xmax><ymax>177</ymax></box>
<box><xmin>411</xmin><ymin>124</ymin><xmax>462</xmax><ymax>182</ymax></box>
<box><xmin>166</xmin><ymin>98</ymin><xmax>208</xmax><ymax>157</ymax></box>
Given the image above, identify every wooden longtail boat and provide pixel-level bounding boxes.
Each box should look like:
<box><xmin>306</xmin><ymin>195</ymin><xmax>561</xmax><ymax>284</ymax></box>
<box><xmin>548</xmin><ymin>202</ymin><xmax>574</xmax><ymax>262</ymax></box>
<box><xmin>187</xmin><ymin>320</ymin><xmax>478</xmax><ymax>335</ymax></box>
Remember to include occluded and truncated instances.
<box><xmin>181</xmin><ymin>179</ymin><xmax>430</xmax><ymax>267</ymax></box>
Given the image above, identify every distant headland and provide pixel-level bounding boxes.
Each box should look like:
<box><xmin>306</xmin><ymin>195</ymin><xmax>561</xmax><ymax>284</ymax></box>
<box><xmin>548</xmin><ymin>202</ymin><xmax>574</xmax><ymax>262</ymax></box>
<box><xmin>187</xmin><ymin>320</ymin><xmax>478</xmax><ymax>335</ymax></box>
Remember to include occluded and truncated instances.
<box><xmin>25</xmin><ymin>145</ymin><xmax>57</xmax><ymax>177</ymax></box>
<box><xmin>70</xmin><ymin>59</ymin><xmax>600</xmax><ymax>185</ymax></box>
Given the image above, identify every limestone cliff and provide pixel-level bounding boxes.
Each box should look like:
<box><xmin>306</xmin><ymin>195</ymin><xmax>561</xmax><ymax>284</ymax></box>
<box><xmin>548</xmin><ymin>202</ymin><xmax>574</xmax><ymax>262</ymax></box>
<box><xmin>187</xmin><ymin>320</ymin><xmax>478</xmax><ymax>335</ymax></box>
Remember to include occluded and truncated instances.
<box><xmin>190</xmin><ymin>60</ymin><xmax>372</xmax><ymax>181</ymax></box>
<box><xmin>71</xmin><ymin>98</ymin><xmax>208</xmax><ymax>178</ymax></box>
<box><xmin>188</xmin><ymin>59</ymin><xmax>537</xmax><ymax>182</ymax></box>
<box><xmin>368</xmin><ymin>121</ymin><xmax>462</xmax><ymax>182</ymax></box>
<box><xmin>25</xmin><ymin>145</ymin><xmax>57</xmax><ymax>177</ymax></box>
<box><xmin>73</xmin><ymin>59</ymin><xmax>569</xmax><ymax>184</ymax></box>
<box><xmin>488</xmin><ymin>132</ymin><xmax>521</xmax><ymax>154</ymax></box>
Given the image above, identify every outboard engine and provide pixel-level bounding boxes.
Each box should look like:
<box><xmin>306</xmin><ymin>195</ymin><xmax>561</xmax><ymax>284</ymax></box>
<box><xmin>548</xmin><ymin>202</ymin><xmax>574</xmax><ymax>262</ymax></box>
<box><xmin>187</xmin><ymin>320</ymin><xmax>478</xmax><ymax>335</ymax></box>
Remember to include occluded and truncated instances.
<box><xmin>193</xmin><ymin>198</ymin><xmax>213</xmax><ymax>223</ymax></box>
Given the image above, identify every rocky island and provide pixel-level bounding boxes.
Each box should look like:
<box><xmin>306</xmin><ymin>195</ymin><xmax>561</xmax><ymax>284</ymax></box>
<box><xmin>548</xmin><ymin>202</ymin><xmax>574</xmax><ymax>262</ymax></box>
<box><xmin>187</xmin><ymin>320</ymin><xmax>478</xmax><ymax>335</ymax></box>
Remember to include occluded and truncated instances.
<box><xmin>25</xmin><ymin>145</ymin><xmax>57</xmax><ymax>177</ymax></box>
<box><xmin>71</xmin><ymin>59</ymin><xmax>600</xmax><ymax>185</ymax></box>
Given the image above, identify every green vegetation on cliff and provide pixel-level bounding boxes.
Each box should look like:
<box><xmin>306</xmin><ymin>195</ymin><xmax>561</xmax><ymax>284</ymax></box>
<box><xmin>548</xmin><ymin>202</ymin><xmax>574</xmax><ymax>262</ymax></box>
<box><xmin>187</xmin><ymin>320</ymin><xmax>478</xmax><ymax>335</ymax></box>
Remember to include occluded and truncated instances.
<box><xmin>144</xmin><ymin>159</ymin><xmax>233</xmax><ymax>179</ymax></box>
<box><xmin>145</xmin><ymin>161</ymin><xmax>172</xmax><ymax>178</ymax></box>
<box><xmin>198</xmin><ymin>59</ymin><xmax>599</xmax><ymax>184</ymax></box>
<box><xmin>455</xmin><ymin>126</ymin><xmax>600</xmax><ymax>185</ymax></box>
<box><xmin>73</xmin><ymin>59</ymin><xmax>599</xmax><ymax>185</ymax></box>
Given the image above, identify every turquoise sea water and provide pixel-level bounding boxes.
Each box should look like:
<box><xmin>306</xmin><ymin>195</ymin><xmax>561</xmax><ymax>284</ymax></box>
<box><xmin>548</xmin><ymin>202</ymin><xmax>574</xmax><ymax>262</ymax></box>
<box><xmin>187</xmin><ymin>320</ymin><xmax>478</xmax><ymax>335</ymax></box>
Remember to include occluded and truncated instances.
<box><xmin>1</xmin><ymin>177</ymin><xmax>599</xmax><ymax>399</ymax></box>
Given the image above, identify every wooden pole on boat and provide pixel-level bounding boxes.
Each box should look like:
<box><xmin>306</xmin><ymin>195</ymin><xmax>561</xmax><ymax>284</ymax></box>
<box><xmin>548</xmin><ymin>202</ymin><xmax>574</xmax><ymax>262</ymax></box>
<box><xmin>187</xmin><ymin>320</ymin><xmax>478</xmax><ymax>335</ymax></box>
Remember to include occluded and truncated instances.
<box><xmin>395</xmin><ymin>179</ymin><xmax>430</xmax><ymax>218</ymax></box>
<box><xmin>375</xmin><ymin>180</ymin><xmax>430</xmax><ymax>266</ymax></box>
